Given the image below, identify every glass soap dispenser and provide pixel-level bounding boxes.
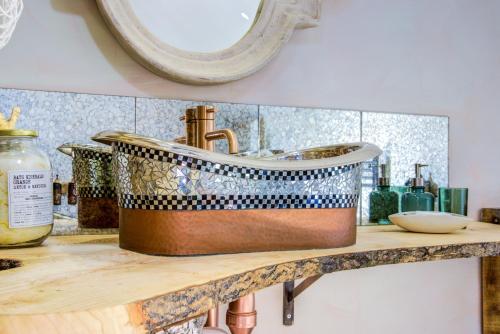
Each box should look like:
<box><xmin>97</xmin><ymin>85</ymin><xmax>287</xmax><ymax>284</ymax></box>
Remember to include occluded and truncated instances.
<box><xmin>401</xmin><ymin>163</ymin><xmax>435</xmax><ymax>212</ymax></box>
<box><xmin>369</xmin><ymin>163</ymin><xmax>399</xmax><ymax>225</ymax></box>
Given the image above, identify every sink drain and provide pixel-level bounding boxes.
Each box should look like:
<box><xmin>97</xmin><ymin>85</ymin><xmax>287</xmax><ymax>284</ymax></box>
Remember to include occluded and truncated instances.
<box><xmin>0</xmin><ymin>259</ymin><xmax>21</xmax><ymax>271</ymax></box>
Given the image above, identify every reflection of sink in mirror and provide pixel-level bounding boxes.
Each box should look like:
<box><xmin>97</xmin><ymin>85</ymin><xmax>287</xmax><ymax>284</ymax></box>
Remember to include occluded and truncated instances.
<box><xmin>128</xmin><ymin>0</ymin><xmax>262</xmax><ymax>53</ymax></box>
<box><xmin>93</xmin><ymin>131</ymin><xmax>381</xmax><ymax>256</ymax></box>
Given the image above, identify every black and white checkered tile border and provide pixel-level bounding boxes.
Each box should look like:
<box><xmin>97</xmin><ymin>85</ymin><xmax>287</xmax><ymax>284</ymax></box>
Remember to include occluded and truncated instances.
<box><xmin>78</xmin><ymin>186</ymin><xmax>116</xmax><ymax>198</ymax></box>
<box><xmin>75</xmin><ymin>148</ymin><xmax>112</xmax><ymax>162</ymax></box>
<box><xmin>115</xmin><ymin>142</ymin><xmax>359</xmax><ymax>181</ymax></box>
<box><xmin>119</xmin><ymin>193</ymin><xmax>358</xmax><ymax>211</ymax></box>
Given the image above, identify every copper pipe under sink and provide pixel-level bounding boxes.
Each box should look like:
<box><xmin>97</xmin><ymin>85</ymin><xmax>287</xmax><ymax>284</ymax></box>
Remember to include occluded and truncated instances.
<box><xmin>226</xmin><ymin>294</ymin><xmax>256</xmax><ymax>334</ymax></box>
<box><xmin>204</xmin><ymin>307</ymin><xmax>219</xmax><ymax>329</ymax></box>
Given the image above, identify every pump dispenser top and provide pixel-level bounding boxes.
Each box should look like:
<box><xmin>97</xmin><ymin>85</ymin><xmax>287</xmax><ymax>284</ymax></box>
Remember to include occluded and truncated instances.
<box><xmin>411</xmin><ymin>163</ymin><xmax>428</xmax><ymax>187</ymax></box>
<box><xmin>378</xmin><ymin>163</ymin><xmax>390</xmax><ymax>186</ymax></box>
<box><xmin>402</xmin><ymin>163</ymin><xmax>435</xmax><ymax>212</ymax></box>
<box><xmin>369</xmin><ymin>162</ymin><xmax>398</xmax><ymax>224</ymax></box>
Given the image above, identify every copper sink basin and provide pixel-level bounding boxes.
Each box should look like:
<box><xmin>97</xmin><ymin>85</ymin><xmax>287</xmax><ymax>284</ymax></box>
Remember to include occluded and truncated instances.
<box><xmin>93</xmin><ymin>131</ymin><xmax>381</xmax><ymax>255</ymax></box>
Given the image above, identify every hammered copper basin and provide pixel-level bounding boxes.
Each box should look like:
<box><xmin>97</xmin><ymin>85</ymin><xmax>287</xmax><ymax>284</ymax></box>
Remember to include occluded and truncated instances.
<box><xmin>93</xmin><ymin>131</ymin><xmax>381</xmax><ymax>255</ymax></box>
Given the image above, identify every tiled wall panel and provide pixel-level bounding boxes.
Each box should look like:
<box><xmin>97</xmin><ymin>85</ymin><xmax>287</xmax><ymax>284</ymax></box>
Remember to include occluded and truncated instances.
<box><xmin>1</xmin><ymin>88</ymin><xmax>448</xmax><ymax>224</ymax></box>
<box><xmin>135</xmin><ymin>97</ymin><xmax>189</xmax><ymax>142</ymax></box>
<box><xmin>360</xmin><ymin>112</ymin><xmax>449</xmax><ymax>223</ymax></box>
<box><xmin>259</xmin><ymin>105</ymin><xmax>361</xmax><ymax>153</ymax></box>
<box><xmin>136</xmin><ymin>98</ymin><xmax>259</xmax><ymax>153</ymax></box>
<box><xmin>0</xmin><ymin>88</ymin><xmax>135</xmax><ymax>216</ymax></box>
<box><xmin>362</xmin><ymin>112</ymin><xmax>448</xmax><ymax>187</ymax></box>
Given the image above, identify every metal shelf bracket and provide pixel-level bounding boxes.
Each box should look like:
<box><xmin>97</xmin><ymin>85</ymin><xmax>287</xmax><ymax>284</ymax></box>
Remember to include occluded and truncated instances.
<box><xmin>282</xmin><ymin>274</ymin><xmax>323</xmax><ymax>326</ymax></box>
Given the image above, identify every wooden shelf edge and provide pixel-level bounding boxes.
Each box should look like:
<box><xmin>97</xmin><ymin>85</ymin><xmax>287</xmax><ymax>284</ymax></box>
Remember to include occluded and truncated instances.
<box><xmin>1</xmin><ymin>222</ymin><xmax>500</xmax><ymax>333</ymax></box>
<box><xmin>143</xmin><ymin>241</ymin><xmax>500</xmax><ymax>329</ymax></box>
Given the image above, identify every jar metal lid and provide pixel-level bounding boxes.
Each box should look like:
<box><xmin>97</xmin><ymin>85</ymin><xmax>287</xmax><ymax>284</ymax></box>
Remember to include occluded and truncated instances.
<box><xmin>0</xmin><ymin>129</ymin><xmax>38</xmax><ymax>137</ymax></box>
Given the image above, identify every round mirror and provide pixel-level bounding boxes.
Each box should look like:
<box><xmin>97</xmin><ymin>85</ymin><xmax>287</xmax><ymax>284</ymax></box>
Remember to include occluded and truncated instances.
<box><xmin>127</xmin><ymin>0</ymin><xmax>262</xmax><ymax>53</ymax></box>
<box><xmin>97</xmin><ymin>0</ymin><xmax>321</xmax><ymax>85</ymax></box>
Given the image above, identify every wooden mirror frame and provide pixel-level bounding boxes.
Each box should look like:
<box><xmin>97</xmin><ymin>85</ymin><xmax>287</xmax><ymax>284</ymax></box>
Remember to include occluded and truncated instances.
<box><xmin>96</xmin><ymin>0</ymin><xmax>322</xmax><ymax>85</ymax></box>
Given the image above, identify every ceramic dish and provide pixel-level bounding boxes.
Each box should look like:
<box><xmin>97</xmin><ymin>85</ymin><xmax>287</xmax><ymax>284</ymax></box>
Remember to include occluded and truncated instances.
<box><xmin>389</xmin><ymin>211</ymin><xmax>473</xmax><ymax>233</ymax></box>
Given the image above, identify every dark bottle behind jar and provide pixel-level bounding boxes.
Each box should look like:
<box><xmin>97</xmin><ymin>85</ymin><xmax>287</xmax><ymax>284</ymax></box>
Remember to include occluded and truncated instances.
<box><xmin>53</xmin><ymin>175</ymin><xmax>62</xmax><ymax>205</ymax></box>
<box><xmin>67</xmin><ymin>178</ymin><xmax>77</xmax><ymax>205</ymax></box>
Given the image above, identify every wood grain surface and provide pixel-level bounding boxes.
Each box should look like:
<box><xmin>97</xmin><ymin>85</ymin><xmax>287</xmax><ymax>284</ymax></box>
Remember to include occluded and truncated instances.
<box><xmin>481</xmin><ymin>208</ymin><xmax>500</xmax><ymax>334</ymax></box>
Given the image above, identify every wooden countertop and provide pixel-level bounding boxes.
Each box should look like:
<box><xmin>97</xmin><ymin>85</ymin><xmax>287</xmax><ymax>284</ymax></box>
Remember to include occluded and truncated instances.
<box><xmin>1</xmin><ymin>222</ymin><xmax>499</xmax><ymax>333</ymax></box>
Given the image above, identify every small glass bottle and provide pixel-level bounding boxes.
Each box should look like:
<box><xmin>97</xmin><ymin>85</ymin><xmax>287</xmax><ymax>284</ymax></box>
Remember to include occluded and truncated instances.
<box><xmin>53</xmin><ymin>174</ymin><xmax>62</xmax><ymax>205</ymax></box>
<box><xmin>401</xmin><ymin>164</ymin><xmax>435</xmax><ymax>212</ymax></box>
<box><xmin>67</xmin><ymin>178</ymin><xmax>77</xmax><ymax>205</ymax></box>
<box><xmin>0</xmin><ymin>107</ymin><xmax>53</xmax><ymax>248</ymax></box>
<box><xmin>369</xmin><ymin>163</ymin><xmax>399</xmax><ymax>224</ymax></box>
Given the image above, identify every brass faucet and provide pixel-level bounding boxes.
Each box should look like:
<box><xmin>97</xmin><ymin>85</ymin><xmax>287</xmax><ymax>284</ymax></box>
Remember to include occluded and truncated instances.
<box><xmin>174</xmin><ymin>105</ymin><xmax>239</xmax><ymax>154</ymax></box>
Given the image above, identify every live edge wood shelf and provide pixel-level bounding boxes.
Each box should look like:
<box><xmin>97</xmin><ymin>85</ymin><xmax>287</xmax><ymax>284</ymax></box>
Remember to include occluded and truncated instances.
<box><xmin>1</xmin><ymin>221</ymin><xmax>499</xmax><ymax>333</ymax></box>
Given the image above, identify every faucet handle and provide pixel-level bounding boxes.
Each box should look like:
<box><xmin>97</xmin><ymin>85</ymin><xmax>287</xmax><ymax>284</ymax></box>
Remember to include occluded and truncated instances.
<box><xmin>174</xmin><ymin>136</ymin><xmax>187</xmax><ymax>144</ymax></box>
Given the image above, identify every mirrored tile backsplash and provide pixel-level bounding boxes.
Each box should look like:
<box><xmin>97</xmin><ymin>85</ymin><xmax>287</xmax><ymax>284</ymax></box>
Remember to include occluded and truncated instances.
<box><xmin>0</xmin><ymin>87</ymin><xmax>448</xmax><ymax>224</ymax></box>
<box><xmin>360</xmin><ymin>112</ymin><xmax>449</xmax><ymax>222</ymax></box>
<box><xmin>259</xmin><ymin>106</ymin><xmax>361</xmax><ymax>152</ymax></box>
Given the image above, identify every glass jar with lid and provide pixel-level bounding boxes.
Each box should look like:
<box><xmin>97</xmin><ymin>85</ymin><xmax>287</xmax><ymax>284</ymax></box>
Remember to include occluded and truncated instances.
<box><xmin>0</xmin><ymin>107</ymin><xmax>53</xmax><ymax>248</ymax></box>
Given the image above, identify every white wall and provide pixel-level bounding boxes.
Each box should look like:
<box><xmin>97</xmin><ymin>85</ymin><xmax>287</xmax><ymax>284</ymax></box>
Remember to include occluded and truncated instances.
<box><xmin>1</xmin><ymin>0</ymin><xmax>499</xmax><ymax>333</ymax></box>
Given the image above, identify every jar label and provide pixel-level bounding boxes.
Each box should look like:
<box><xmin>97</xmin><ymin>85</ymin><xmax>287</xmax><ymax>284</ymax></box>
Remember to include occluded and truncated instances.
<box><xmin>8</xmin><ymin>170</ymin><xmax>53</xmax><ymax>228</ymax></box>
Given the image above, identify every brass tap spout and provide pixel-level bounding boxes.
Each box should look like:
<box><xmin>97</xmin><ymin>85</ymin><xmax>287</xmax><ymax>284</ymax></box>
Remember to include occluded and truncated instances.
<box><xmin>205</xmin><ymin>129</ymin><xmax>239</xmax><ymax>155</ymax></box>
<box><xmin>177</xmin><ymin>105</ymin><xmax>239</xmax><ymax>155</ymax></box>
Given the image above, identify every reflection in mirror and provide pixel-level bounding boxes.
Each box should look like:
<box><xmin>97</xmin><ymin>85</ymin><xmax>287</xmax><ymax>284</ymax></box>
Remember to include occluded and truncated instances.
<box><xmin>361</xmin><ymin>113</ymin><xmax>449</xmax><ymax>225</ymax></box>
<box><xmin>128</xmin><ymin>0</ymin><xmax>262</xmax><ymax>53</ymax></box>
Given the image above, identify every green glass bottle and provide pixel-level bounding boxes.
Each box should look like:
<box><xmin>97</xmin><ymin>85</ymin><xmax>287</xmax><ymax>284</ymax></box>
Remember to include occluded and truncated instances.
<box><xmin>369</xmin><ymin>164</ymin><xmax>399</xmax><ymax>225</ymax></box>
<box><xmin>401</xmin><ymin>164</ymin><xmax>435</xmax><ymax>212</ymax></box>
<box><xmin>390</xmin><ymin>186</ymin><xmax>411</xmax><ymax>212</ymax></box>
